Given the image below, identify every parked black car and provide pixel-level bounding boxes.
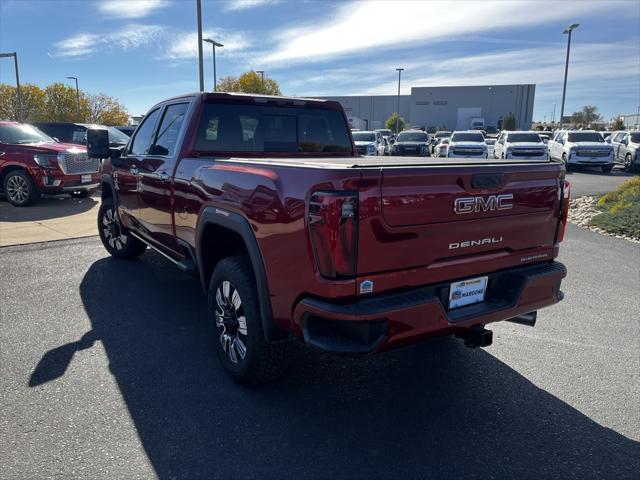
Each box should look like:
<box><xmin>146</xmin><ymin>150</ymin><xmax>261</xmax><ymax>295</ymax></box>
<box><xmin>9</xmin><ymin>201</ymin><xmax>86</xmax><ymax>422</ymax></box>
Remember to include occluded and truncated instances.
<box><xmin>392</xmin><ymin>130</ymin><xmax>430</xmax><ymax>156</ymax></box>
<box><xmin>33</xmin><ymin>122</ymin><xmax>130</xmax><ymax>147</ymax></box>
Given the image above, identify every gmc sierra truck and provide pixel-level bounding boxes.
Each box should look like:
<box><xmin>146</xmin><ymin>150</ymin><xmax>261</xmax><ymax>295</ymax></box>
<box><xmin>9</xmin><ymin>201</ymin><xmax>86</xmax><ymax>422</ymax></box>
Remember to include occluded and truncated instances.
<box><xmin>88</xmin><ymin>92</ymin><xmax>569</xmax><ymax>386</ymax></box>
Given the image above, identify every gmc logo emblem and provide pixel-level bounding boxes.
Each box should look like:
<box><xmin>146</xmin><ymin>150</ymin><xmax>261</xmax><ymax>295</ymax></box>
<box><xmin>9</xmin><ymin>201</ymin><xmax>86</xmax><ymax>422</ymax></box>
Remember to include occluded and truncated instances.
<box><xmin>454</xmin><ymin>194</ymin><xmax>514</xmax><ymax>214</ymax></box>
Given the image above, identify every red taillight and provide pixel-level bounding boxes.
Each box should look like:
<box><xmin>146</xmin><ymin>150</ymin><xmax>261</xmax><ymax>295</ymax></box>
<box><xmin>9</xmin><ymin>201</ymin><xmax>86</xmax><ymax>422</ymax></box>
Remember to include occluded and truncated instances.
<box><xmin>557</xmin><ymin>181</ymin><xmax>571</xmax><ymax>242</ymax></box>
<box><xmin>308</xmin><ymin>191</ymin><xmax>358</xmax><ymax>278</ymax></box>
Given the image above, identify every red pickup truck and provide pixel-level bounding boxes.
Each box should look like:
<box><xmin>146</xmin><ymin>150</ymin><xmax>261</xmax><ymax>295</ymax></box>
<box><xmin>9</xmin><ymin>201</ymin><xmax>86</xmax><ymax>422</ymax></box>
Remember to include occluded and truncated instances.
<box><xmin>0</xmin><ymin>121</ymin><xmax>99</xmax><ymax>206</ymax></box>
<box><xmin>88</xmin><ymin>92</ymin><xmax>568</xmax><ymax>386</ymax></box>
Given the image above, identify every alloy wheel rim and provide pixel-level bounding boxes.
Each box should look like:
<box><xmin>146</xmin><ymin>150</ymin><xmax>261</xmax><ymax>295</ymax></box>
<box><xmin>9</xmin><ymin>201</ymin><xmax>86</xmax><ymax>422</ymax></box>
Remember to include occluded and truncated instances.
<box><xmin>6</xmin><ymin>175</ymin><xmax>29</xmax><ymax>203</ymax></box>
<box><xmin>215</xmin><ymin>280</ymin><xmax>248</xmax><ymax>364</ymax></box>
<box><xmin>625</xmin><ymin>156</ymin><xmax>631</xmax><ymax>169</ymax></box>
<box><xmin>101</xmin><ymin>208</ymin><xmax>127</xmax><ymax>251</ymax></box>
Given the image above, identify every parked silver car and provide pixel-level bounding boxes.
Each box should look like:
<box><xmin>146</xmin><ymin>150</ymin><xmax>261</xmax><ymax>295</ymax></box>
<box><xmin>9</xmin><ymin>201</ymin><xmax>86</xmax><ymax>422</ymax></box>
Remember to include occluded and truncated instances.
<box><xmin>610</xmin><ymin>131</ymin><xmax>639</xmax><ymax>171</ymax></box>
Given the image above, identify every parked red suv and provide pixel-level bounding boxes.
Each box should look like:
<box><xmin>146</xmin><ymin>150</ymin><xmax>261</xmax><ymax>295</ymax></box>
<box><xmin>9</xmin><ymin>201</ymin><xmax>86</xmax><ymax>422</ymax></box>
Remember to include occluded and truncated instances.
<box><xmin>0</xmin><ymin>121</ymin><xmax>99</xmax><ymax>206</ymax></box>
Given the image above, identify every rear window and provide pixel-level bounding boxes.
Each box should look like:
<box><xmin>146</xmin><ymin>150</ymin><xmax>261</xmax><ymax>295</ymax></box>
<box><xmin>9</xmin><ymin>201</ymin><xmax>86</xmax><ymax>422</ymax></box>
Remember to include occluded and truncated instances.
<box><xmin>508</xmin><ymin>133</ymin><xmax>542</xmax><ymax>143</ymax></box>
<box><xmin>352</xmin><ymin>132</ymin><xmax>376</xmax><ymax>142</ymax></box>
<box><xmin>567</xmin><ymin>132</ymin><xmax>604</xmax><ymax>142</ymax></box>
<box><xmin>451</xmin><ymin>132</ymin><xmax>484</xmax><ymax>142</ymax></box>
<box><xmin>396</xmin><ymin>131</ymin><xmax>428</xmax><ymax>142</ymax></box>
<box><xmin>630</xmin><ymin>133</ymin><xmax>640</xmax><ymax>143</ymax></box>
<box><xmin>194</xmin><ymin>103</ymin><xmax>352</xmax><ymax>154</ymax></box>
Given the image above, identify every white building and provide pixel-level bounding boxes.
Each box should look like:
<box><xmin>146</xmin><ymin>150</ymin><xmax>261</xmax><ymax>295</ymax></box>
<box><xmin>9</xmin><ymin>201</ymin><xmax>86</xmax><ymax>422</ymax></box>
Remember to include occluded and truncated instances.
<box><xmin>318</xmin><ymin>84</ymin><xmax>536</xmax><ymax>131</ymax></box>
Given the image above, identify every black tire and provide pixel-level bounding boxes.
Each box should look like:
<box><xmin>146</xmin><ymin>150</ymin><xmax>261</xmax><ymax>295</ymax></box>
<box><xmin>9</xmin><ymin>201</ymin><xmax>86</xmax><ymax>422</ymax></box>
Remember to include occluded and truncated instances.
<box><xmin>97</xmin><ymin>198</ymin><xmax>147</xmax><ymax>259</ymax></box>
<box><xmin>69</xmin><ymin>190</ymin><xmax>89</xmax><ymax>199</ymax></box>
<box><xmin>562</xmin><ymin>153</ymin><xmax>573</xmax><ymax>171</ymax></box>
<box><xmin>3</xmin><ymin>170</ymin><xmax>39</xmax><ymax>207</ymax></box>
<box><xmin>208</xmin><ymin>256</ymin><xmax>289</xmax><ymax>386</ymax></box>
<box><xmin>624</xmin><ymin>154</ymin><xmax>634</xmax><ymax>172</ymax></box>
<box><xmin>601</xmin><ymin>164</ymin><xmax>614</xmax><ymax>173</ymax></box>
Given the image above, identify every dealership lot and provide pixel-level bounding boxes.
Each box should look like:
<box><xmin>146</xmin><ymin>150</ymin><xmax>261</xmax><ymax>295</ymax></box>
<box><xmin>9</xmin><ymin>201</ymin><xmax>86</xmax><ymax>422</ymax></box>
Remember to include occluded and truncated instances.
<box><xmin>1</xmin><ymin>225</ymin><xmax>639</xmax><ymax>479</ymax></box>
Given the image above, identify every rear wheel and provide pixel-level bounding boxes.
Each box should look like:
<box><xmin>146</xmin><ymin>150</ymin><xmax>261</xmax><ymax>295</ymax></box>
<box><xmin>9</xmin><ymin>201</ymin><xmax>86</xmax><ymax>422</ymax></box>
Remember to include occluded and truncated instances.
<box><xmin>624</xmin><ymin>154</ymin><xmax>634</xmax><ymax>172</ymax></box>
<box><xmin>208</xmin><ymin>256</ymin><xmax>289</xmax><ymax>386</ymax></box>
<box><xmin>3</xmin><ymin>170</ymin><xmax>39</xmax><ymax>207</ymax></box>
<box><xmin>97</xmin><ymin>198</ymin><xmax>147</xmax><ymax>259</ymax></box>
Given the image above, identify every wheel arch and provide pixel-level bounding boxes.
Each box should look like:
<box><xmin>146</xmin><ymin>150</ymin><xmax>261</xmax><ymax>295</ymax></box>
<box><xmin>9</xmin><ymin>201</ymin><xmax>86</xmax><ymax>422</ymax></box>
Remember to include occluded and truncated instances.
<box><xmin>196</xmin><ymin>207</ymin><xmax>285</xmax><ymax>342</ymax></box>
<box><xmin>0</xmin><ymin>164</ymin><xmax>31</xmax><ymax>189</ymax></box>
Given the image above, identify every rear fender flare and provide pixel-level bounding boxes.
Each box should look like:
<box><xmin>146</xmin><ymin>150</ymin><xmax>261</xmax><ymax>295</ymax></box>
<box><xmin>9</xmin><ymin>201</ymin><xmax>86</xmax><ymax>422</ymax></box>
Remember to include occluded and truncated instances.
<box><xmin>196</xmin><ymin>207</ymin><xmax>283</xmax><ymax>343</ymax></box>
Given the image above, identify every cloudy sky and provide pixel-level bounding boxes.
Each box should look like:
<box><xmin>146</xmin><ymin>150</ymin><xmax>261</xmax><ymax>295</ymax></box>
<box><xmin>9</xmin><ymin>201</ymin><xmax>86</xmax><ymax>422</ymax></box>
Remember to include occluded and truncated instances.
<box><xmin>1</xmin><ymin>0</ymin><xmax>639</xmax><ymax>120</ymax></box>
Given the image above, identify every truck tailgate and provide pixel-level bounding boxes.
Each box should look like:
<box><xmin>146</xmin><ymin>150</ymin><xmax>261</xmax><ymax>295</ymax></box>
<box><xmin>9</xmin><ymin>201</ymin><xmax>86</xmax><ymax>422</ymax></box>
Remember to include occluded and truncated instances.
<box><xmin>357</xmin><ymin>162</ymin><xmax>563</xmax><ymax>279</ymax></box>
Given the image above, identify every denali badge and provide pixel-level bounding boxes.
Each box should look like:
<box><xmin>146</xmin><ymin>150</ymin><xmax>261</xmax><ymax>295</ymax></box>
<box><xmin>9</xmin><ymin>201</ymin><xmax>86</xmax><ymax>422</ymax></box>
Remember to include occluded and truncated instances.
<box><xmin>454</xmin><ymin>194</ymin><xmax>514</xmax><ymax>214</ymax></box>
<box><xmin>449</xmin><ymin>237</ymin><xmax>503</xmax><ymax>250</ymax></box>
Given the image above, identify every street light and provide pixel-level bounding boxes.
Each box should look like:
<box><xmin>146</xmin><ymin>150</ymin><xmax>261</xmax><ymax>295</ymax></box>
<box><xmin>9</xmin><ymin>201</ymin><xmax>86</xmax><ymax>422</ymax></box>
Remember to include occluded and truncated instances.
<box><xmin>0</xmin><ymin>52</ymin><xmax>22</xmax><ymax>121</ymax></box>
<box><xmin>559</xmin><ymin>23</ymin><xmax>579</xmax><ymax>129</ymax></box>
<box><xmin>396</xmin><ymin>68</ymin><xmax>404</xmax><ymax>134</ymax></box>
<box><xmin>66</xmin><ymin>76</ymin><xmax>81</xmax><ymax>121</ymax></box>
<box><xmin>256</xmin><ymin>70</ymin><xmax>265</xmax><ymax>93</ymax></box>
<box><xmin>203</xmin><ymin>38</ymin><xmax>224</xmax><ymax>91</ymax></box>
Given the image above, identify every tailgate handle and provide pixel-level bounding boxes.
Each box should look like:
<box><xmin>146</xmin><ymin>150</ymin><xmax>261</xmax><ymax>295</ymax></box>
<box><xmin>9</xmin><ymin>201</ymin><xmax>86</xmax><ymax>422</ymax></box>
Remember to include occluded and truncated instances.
<box><xmin>471</xmin><ymin>173</ymin><xmax>503</xmax><ymax>189</ymax></box>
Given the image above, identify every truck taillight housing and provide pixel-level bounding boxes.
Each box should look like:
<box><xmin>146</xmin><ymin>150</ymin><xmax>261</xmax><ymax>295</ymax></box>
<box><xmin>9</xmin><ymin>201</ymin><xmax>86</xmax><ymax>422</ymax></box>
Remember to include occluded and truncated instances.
<box><xmin>308</xmin><ymin>191</ymin><xmax>358</xmax><ymax>278</ymax></box>
<box><xmin>557</xmin><ymin>181</ymin><xmax>571</xmax><ymax>242</ymax></box>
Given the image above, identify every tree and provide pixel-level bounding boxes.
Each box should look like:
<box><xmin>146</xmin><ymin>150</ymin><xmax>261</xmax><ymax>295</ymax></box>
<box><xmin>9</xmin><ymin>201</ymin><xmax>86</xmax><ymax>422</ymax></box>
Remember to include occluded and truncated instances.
<box><xmin>0</xmin><ymin>83</ymin><xmax>47</xmax><ymax>122</ymax></box>
<box><xmin>502</xmin><ymin>112</ymin><xmax>517</xmax><ymax>130</ymax></box>
<box><xmin>0</xmin><ymin>82</ymin><xmax>129</xmax><ymax>124</ymax></box>
<box><xmin>610</xmin><ymin>116</ymin><xmax>625</xmax><ymax>131</ymax></box>
<box><xmin>86</xmin><ymin>93</ymin><xmax>129</xmax><ymax>125</ymax></box>
<box><xmin>216</xmin><ymin>71</ymin><xmax>281</xmax><ymax>95</ymax></box>
<box><xmin>41</xmin><ymin>82</ymin><xmax>89</xmax><ymax>122</ymax></box>
<box><xmin>571</xmin><ymin>105</ymin><xmax>602</xmax><ymax>127</ymax></box>
<box><xmin>385</xmin><ymin>112</ymin><xmax>405</xmax><ymax>133</ymax></box>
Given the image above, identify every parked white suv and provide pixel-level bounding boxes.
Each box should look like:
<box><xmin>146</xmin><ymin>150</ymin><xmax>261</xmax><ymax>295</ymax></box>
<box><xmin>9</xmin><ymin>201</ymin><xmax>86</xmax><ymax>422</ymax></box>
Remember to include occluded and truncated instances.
<box><xmin>493</xmin><ymin>131</ymin><xmax>548</xmax><ymax>161</ymax></box>
<box><xmin>352</xmin><ymin>130</ymin><xmax>386</xmax><ymax>156</ymax></box>
<box><xmin>548</xmin><ymin>130</ymin><xmax>614</xmax><ymax>172</ymax></box>
<box><xmin>447</xmin><ymin>131</ymin><xmax>488</xmax><ymax>159</ymax></box>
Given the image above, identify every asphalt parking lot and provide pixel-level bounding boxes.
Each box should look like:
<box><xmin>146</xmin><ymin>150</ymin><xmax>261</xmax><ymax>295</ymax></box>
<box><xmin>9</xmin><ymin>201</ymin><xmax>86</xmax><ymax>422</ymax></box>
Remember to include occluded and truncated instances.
<box><xmin>1</xmin><ymin>222</ymin><xmax>639</xmax><ymax>478</ymax></box>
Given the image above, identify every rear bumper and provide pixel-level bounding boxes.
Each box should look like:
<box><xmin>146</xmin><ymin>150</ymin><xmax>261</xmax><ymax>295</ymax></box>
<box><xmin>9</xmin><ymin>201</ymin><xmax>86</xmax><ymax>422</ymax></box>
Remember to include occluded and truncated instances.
<box><xmin>293</xmin><ymin>261</ymin><xmax>566</xmax><ymax>354</ymax></box>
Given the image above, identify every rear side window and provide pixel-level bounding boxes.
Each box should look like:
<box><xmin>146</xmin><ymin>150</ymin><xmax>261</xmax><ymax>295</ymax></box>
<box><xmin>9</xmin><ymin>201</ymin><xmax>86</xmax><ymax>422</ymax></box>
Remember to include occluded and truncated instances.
<box><xmin>194</xmin><ymin>103</ymin><xmax>352</xmax><ymax>154</ymax></box>
<box><xmin>152</xmin><ymin>103</ymin><xmax>188</xmax><ymax>156</ymax></box>
<box><xmin>129</xmin><ymin>108</ymin><xmax>161</xmax><ymax>155</ymax></box>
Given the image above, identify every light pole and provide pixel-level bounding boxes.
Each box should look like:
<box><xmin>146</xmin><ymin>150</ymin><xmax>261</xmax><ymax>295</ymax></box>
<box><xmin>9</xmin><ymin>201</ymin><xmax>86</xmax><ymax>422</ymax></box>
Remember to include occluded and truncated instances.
<box><xmin>66</xmin><ymin>76</ymin><xmax>81</xmax><ymax>121</ymax></box>
<box><xmin>256</xmin><ymin>70</ymin><xmax>264</xmax><ymax>93</ymax></box>
<box><xmin>196</xmin><ymin>0</ymin><xmax>204</xmax><ymax>92</ymax></box>
<box><xmin>396</xmin><ymin>68</ymin><xmax>404</xmax><ymax>133</ymax></box>
<box><xmin>0</xmin><ymin>52</ymin><xmax>22</xmax><ymax>121</ymax></box>
<box><xmin>203</xmin><ymin>39</ymin><xmax>224</xmax><ymax>91</ymax></box>
<box><xmin>552</xmin><ymin>102</ymin><xmax>556</xmax><ymax>125</ymax></box>
<box><xmin>559</xmin><ymin>23</ymin><xmax>579</xmax><ymax>129</ymax></box>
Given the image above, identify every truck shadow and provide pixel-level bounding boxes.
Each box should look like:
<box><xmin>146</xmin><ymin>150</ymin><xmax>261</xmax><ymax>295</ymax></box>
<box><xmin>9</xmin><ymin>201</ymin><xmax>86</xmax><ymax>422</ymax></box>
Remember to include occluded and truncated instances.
<box><xmin>35</xmin><ymin>252</ymin><xmax>639</xmax><ymax>479</ymax></box>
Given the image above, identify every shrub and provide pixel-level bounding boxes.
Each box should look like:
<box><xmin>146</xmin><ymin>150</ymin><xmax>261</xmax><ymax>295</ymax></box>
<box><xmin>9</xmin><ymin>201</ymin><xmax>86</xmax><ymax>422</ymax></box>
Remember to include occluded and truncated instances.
<box><xmin>591</xmin><ymin>177</ymin><xmax>640</xmax><ymax>238</ymax></box>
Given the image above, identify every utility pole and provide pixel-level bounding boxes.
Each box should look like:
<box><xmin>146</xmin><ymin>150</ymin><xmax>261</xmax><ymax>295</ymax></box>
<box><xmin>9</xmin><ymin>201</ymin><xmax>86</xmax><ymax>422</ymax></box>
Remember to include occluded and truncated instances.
<box><xmin>559</xmin><ymin>23</ymin><xmax>579</xmax><ymax>129</ymax></box>
<box><xmin>552</xmin><ymin>102</ymin><xmax>556</xmax><ymax>125</ymax></box>
<box><xmin>196</xmin><ymin>0</ymin><xmax>204</xmax><ymax>92</ymax></box>
<box><xmin>396</xmin><ymin>68</ymin><xmax>404</xmax><ymax>133</ymax></box>
<box><xmin>0</xmin><ymin>52</ymin><xmax>22</xmax><ymax>121</ymax></box>
<box><xmin>256</xmin><ymin>70</ymin><xmax>265</xmax><ymax>93</ymax></box>
<box><xmin>66</xmin><ymin>76</ymin><xmax>81</xmax><ymax>121</ymax></box>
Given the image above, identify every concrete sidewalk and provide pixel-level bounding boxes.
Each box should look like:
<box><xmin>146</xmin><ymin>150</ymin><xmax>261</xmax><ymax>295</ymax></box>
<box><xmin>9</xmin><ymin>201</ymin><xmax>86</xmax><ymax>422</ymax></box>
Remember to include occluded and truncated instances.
<box><xmin>0</xmin><ymin>194</ymin><xmax>101</xmax><ymax>247</ymax></box>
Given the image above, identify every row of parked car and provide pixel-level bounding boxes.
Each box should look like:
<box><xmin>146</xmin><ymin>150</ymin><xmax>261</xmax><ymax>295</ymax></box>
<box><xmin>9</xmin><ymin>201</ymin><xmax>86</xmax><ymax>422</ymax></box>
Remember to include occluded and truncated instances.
<box><xmin>350</xmin><ymin>127</ymin><xmax>639</xmax><ymax>174</ymax></box>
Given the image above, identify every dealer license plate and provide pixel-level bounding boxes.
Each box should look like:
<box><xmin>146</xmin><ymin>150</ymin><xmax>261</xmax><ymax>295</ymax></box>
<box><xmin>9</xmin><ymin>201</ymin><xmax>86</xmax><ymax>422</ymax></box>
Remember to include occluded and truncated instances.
<box><xmin>449</xmin><ymin>276</ymin><xmax>488</xmax><ymax>309</ymax></box>
<box><xmin>81</xmin><ymin>174</ymin><xmax>92</xmax><ymax>184</ymax></box>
